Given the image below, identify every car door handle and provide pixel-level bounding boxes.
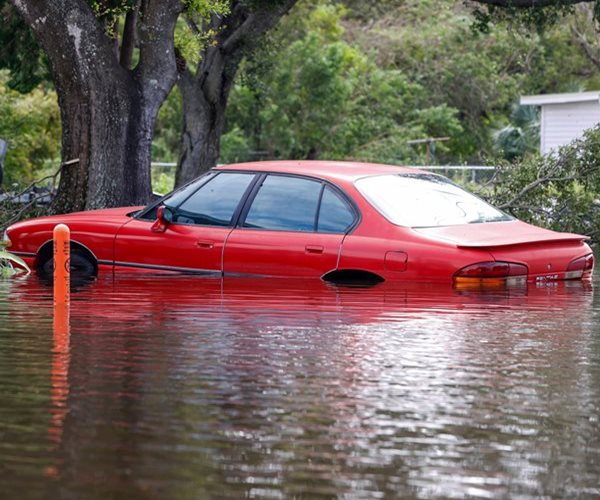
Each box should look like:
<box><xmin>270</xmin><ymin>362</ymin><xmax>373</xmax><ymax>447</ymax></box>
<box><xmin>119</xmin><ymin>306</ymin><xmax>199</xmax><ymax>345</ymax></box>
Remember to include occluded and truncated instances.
<box><xmin>196</xmin><ymin>240</ymin><xmax>214</xmax><ymax>249</ymax></box>
<box><xmin>305</xmin><ymin>245</ymin><xmax>324</xmax><ymax>254</ymax></box>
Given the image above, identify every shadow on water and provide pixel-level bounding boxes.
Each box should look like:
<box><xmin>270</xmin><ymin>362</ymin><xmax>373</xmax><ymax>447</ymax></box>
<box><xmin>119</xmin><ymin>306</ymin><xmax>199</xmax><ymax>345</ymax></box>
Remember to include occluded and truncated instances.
<box><xmin>0</xmin><ymin>273</ymin><xmax>599</xmax><ymax>498</ymax></box>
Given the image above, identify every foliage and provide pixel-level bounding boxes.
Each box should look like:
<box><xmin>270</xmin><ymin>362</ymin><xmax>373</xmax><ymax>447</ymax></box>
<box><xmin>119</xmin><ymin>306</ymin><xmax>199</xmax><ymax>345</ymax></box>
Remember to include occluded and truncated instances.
<box><xmin>0</xmin><ymin>0</ymin><xmax>50</xmax><ymax>93</ymax></box>
<box><xmin>493</xmin><ymin>104</ymin><xmax>540</xmax><ymax>160</ymax></box>
<box><xmin>214</xmin><ymin>0</ymin><xmax>600</xmax><ymax>166</ymax></box>
<box><xmin>174</xmin><ymin>1</ymin><xmax>231</xmax><ymax>68</ymax></box>
<box><xmin>0</xmin><ymin>239</ymin><xmax>30</xmax><ymax>277</ymax></box>
<box><xmin>153</xmin><ymin>87</ymin><xmax>183</xmax><ymax>165</ymax></box>
<box><xmin>0</xmin><ymin>72</ymin><xmax>61</xmax><ymax>185</ymax></box>
<box><xmin>476</xmin><ymin>124</ymin><xmax>600</xmax><ymax>243</ymax></box>
<box><xmin>470</xmin><ymin>1</ymin><xmax>583</xmax><ymax>33</ymax></box>
<box><xmin>152</xmin><ymin>86</ymin><xmax>182</xmax><ymax>193</ymax></box>
<box><xmin>344</xmin><ymin>0</ymin><xmax>598</xmax><ymax>163</ymax></box>
<box><xmin>152</xmin><ymin>171</ymin><xmax>176</xmax><ymax>195</ymax></box>
<box><xmin>221</xmin><ymin>3</ymin><xmax>464</xmax><ymax>164</ymax></box>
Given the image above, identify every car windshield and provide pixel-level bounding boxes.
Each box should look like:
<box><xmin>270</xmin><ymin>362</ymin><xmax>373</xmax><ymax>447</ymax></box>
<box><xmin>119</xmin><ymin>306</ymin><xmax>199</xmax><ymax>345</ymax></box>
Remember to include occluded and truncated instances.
<box><xmin>355</xmin><ymin>173</ymin><xmax>512</xmax><ymax>227</ymax></box>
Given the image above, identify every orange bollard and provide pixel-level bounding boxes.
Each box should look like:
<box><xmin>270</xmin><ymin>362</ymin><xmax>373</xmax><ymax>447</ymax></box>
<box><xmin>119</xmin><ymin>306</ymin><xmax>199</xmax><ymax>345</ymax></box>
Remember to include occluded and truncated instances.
<box><xmin>53</xmin><ymin>224</ymin><xmax>70</xmax><ymax>306</ymax></box>
<box><xmin>46</xmin><ymin>224</ymin><xmax>71</xmax><ymax>478</ymax></box>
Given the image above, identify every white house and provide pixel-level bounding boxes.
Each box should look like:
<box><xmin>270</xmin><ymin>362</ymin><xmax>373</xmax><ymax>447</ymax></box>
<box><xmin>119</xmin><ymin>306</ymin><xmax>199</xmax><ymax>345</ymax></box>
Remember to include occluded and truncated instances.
<box><xmin>520</xmin><ymin>91</ymin><xmax>600</xmax><ymax>155</ymax></box>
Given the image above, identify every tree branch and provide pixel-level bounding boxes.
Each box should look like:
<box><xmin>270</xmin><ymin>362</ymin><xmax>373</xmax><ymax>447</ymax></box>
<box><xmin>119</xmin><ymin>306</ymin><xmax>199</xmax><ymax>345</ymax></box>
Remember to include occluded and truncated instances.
<box><xmin>570</xmin><ymin>5</ymin><xmax>600</xmax><ymax>70</ymax></box>
<box><xmin>496</xmin><ymin>146</ymin><xmax>600</xmax><ymax>209</ymax></box>
<box><xmin>120</xmin><ymin>2</ymin><xmax>139</xmax><ymax>70</ymax></box>
<box><xmin>220</xmin><ymin>0</ymin><xmax>298</xmax><ymax>55</ymax></box>
<box><xmin>194</xmin><ymin>0</ymin><xmax>298</xmax><ymax>105</ymax></box>
<box><xmin>185</xmin><ymin>14</ymin><xmax>201</xmax><ymax>37</ymax></box>
<box><xmin>571</xmin><ymin>25</ymin><xmax>600</xmax><ymax>69</ymax></box>
<box><xmin>135</xmin><ymin>0</ymin><xmax>184</xmax><ymax>100</ymax></box>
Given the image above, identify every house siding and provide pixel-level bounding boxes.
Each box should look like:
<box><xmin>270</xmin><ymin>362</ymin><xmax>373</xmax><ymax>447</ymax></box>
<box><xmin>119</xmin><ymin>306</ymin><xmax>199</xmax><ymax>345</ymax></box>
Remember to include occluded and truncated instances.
<box><xmin>541</xmin><ymin>101</ymin><xmax>600</xmax><ymax>154</ymax></box>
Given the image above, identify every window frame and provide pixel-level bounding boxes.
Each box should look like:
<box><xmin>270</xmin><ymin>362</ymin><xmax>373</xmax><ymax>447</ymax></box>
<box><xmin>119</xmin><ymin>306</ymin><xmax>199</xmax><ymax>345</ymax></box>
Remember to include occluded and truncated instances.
<box><xmin>135</xmin><ymin>169</ymin><xmax>361</xmax><ymax>234</ymax></box>
<box><xmin>135</xmin><ymin>171</ymin><xmax>260</xmax><ymax>228</ymax></box>
<box><xmin>234</xmin><ymin>172</ymin><xmax>361</xmax><ymax>235</ymax></box>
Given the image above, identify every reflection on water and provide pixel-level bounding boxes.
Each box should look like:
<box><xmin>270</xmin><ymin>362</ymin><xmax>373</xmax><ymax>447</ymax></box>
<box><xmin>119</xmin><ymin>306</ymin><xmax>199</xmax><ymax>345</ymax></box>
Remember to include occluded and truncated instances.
<box><xmin>1</xmin><ymin>273</ymin><xmax>599</xmax><ymax>498</ymax></box>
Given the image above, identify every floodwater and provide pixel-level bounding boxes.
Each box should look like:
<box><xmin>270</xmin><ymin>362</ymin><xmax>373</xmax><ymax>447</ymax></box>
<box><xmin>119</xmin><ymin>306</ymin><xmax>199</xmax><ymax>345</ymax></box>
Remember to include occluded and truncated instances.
<box><xmin>1</xmin><ymin>272</ymin><xmax>599</xmax><ymax>499</ymax></box>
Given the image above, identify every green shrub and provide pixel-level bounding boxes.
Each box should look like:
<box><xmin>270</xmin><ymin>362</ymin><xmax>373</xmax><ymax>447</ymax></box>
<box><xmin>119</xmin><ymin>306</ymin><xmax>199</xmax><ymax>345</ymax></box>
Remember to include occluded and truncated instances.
<box><xmin>476</xmin><ymin>124</ymin><xmax>600</xmax><ymax>244</ymax></box>
<box><xmin>0</xmin><ymin>239</ymin><xmax>30</xmax><ymax>277</ymax></box>
<box><xmin>0</xmin><ymin>71</ymin><xmax>61</xmax><ymax>186</ymax></box>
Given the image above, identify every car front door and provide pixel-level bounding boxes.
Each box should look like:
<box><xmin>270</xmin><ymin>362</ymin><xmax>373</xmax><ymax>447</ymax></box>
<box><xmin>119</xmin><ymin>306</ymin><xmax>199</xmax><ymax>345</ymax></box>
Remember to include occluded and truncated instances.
<box><xmin>224</xmin><ymin>174</ymin><xmax>357</xmax><ymax>278</ymax></box>
<box><xmin>114</xmin><ymin>172</ymin><xmax>257</xmax><ymax>273</ymax></box>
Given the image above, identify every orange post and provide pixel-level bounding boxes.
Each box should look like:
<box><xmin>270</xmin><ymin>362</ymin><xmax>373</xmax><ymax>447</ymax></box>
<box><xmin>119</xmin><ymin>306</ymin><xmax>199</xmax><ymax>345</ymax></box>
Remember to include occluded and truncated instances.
<box><xmin>53</xmin><ymin>224</ymin><xmax>70</xmax><ymax>306</ymax></box>
<box><xmin>47</xmin><ymin>224</ymin><xmax>71</xmax><ymax>478</ymax></box>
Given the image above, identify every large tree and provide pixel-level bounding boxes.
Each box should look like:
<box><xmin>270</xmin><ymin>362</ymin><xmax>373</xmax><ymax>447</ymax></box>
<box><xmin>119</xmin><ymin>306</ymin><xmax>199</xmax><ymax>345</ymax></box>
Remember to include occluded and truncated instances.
<box><xmin>175</xmin><ymin>0</ymin><xmax>298</xmax><ymax>186</ymax></box>
<box><xmin>6</xmin><ymin>0</ymin><xmax>184</xmax><ymax>212</ymax></box>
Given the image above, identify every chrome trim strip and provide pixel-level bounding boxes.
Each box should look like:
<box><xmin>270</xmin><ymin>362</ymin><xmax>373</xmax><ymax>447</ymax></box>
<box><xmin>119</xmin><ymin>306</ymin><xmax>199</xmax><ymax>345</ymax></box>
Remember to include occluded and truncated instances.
<box><xmin>223</xmin><ymin>272</ymin><xmax>273</xmax><ymax>279</ymax></box>
<box><xmin>113</xmin><ymin>261</ymin><xmax>221</xmax><ymax>275</ymax></box>
<box><xmin>10</xmin><ymin>251</ymin><xmax>36</xmax><ymax>257</ymax></box>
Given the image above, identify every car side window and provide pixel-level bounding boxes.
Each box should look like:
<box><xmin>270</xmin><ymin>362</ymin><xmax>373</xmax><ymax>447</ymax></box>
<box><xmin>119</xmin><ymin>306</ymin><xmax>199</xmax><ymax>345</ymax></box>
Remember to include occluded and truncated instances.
<box><xmin>174</xmin><ymin>172</ymin><xmax>254</xmax><ymax>226</ymax></box>
<box><xmin>137</xmin><ymin>173</ymin><xmax>216</xmax><ymax>221</ymax></box>
<box><xmin>243</xmin><ymin>175</ymin><xmax>322</xmax><ymax>232</ymax></box>
<box><xmin>317</xmin><ymin>186</ymin><xmax>355</xmax><ymax>233</ymax></box>
<box><xmin>166</xmin><ymin>173</ymin><xmax>215</xmax><ymax>209</ymax></box>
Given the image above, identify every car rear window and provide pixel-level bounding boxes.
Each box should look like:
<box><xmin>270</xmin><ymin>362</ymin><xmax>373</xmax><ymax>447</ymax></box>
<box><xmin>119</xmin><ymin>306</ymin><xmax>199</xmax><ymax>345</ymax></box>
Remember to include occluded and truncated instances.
<box><xmin>355</xmin><ymin>173</ymin><xmax>512</xmax><ymax>227</ymax></box>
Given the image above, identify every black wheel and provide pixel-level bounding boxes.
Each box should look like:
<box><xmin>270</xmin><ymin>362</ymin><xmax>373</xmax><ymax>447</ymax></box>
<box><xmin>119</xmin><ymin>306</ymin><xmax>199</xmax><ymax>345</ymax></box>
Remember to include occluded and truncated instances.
<box><xmin>40</xmin><ymin>248</ymin><xmax>97</xmax><ymax>277</ymax></box>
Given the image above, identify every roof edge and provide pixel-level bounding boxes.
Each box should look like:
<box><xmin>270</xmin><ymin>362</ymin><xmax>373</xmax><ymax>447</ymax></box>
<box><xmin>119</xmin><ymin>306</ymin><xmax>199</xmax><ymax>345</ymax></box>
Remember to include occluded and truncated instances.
<box><xmin>521</xmin><ymin>91</ymin><xmax>600</xmax><ymax>106</ymax></box>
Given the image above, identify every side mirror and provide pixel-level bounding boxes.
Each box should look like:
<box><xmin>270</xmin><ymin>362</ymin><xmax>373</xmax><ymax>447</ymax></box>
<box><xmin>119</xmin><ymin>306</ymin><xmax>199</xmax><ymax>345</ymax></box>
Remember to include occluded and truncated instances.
<box><xmin>151</xmin><ymin>205</ymin><xmax>174</xmax><ymax>233</ymax></box>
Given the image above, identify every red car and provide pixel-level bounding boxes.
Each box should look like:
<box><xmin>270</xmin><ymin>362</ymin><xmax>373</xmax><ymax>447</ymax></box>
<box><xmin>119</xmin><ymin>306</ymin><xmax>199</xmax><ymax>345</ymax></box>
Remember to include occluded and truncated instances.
<box><xmin>2</xmin><ymin>161</ymin><xmax>594</xmax><ymax>284</ymax></box>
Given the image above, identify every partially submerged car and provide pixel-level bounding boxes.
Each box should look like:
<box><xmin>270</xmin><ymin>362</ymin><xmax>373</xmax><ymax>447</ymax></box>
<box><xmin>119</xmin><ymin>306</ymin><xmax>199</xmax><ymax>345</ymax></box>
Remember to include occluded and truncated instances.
<box><xmin>2</xmin><ymin>161</ymin><xmax>594</xmax><ymax>284</ymax></box>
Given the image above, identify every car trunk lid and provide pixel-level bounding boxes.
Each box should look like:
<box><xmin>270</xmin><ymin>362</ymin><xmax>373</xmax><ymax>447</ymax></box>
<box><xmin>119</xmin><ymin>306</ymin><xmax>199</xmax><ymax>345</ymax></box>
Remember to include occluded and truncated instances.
<box><xmin>414</xmin><ymin>221</ymin><xmax>590</xmax><ymax>278</ymax></box>
<box><xmin>413</xmin><ymin>220</ymin><xmax>588</xmax><ymax>248</ymax></box>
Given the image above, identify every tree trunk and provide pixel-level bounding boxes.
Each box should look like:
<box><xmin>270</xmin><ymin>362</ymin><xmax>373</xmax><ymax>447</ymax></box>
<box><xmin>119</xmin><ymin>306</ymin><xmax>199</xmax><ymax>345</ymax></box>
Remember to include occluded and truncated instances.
<box><xmin>175</xmin><ymin>0</ymin><xmax>299</xmax><ymax>187</ymax></box>
<box><xmin>51</xmin><ymin>69</ymin><xmax>156</xmax><ymax>212</ymax></box>
<box><xmin>175</xmin><ymin>57</ymin><xmax>233</xmax><ymax>186</ymax></box>
<box><xmin>9</xmin><ymin>0</ymin><xmax>183</xmax><ymax>213</ymax></box>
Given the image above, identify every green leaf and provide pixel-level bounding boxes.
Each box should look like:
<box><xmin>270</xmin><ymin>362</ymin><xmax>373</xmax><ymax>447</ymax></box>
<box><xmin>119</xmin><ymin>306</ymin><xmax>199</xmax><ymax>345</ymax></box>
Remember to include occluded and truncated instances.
<box><xmin>0</xmin><ymin>250</ymin><xmax>31</xmax><ymax>274</ymax></box>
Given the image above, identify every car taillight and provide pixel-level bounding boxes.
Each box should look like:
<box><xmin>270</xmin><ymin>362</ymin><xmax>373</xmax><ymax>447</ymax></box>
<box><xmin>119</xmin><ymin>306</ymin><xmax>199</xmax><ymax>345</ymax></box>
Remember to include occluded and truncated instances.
<box><xmin>454</xmin><ymin>261</ymin><xmax>528</xmax><ymax>287</ymax></box>
<box><xmin>567</xmin><ymin>253</ymin><xmax>594</xmax><ymax>272</ymax></box>
<box><xmin>454</xmin><ymin>261</ymin><xmax>528</xmax><ymax>279</ymax></box>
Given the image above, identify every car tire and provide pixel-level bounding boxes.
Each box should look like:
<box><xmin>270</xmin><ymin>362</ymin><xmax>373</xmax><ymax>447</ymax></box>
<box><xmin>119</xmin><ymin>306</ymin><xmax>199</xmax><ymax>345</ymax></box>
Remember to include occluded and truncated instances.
<box><xmin>40</xmin><ymin>248</ymin><xmax>97</xmax><ymax>277</ymax></box>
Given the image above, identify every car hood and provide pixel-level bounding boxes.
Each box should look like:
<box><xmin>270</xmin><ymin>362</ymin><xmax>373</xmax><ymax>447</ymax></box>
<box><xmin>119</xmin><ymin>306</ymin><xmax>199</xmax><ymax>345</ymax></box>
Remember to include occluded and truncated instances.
<box><xmin>10</xmin><ymin>206</ymin><xmax>143</xmax><ymax>227</ymax></box>
<box><xmin>413</xmin><ymin>220</ymin><xmax>588</xmax><ymax>248</ymax></box>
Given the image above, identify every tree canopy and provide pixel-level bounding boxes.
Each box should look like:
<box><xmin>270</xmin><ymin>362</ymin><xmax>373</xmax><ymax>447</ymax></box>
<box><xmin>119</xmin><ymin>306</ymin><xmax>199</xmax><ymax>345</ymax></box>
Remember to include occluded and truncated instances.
<box><xmin>2</xmin><ymin>0</ymin><xmax>600</xmax><ymax>217</ymax></box>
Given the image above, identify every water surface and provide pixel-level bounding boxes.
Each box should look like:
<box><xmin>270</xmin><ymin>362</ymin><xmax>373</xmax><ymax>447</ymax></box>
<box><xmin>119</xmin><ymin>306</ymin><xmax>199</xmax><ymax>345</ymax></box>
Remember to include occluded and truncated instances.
<box><xmin>1</xmin><ymin>273</ymin><xmax>599</xmax><ymax>498</ymax></box>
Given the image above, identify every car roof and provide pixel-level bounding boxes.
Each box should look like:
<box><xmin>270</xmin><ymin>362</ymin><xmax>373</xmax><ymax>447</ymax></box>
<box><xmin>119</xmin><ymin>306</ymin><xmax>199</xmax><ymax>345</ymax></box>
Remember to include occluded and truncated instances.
<box><xmin>214</xmin><ymin>160</ymin><xmax>424</xmax><ymax>183</ymax></box>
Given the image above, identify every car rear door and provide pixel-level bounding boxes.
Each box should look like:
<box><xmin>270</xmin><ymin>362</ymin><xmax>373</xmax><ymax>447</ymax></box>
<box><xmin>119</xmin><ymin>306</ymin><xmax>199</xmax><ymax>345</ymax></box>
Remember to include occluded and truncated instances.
<box><xmin>114</xmin><ymin>172</ymin><xmax>257</xmax><ymax>273</ymax></box>
<box><xmin>223</xmin><ymin>174</ymin><xmax>357</xmax><ymax>278</ymax></box>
